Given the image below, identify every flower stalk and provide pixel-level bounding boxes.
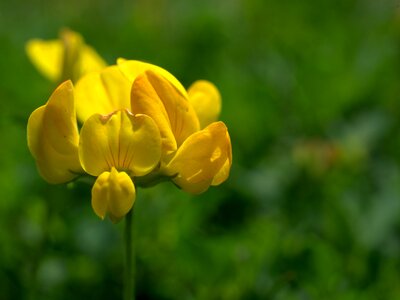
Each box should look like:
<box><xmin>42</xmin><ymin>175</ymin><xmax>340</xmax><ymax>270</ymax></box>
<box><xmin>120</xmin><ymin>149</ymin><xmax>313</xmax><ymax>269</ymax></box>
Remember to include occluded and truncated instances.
<box><xmin>124</xmin><ymin>209</ymin><xmax>135</xmax><ymax>300</ymax></box>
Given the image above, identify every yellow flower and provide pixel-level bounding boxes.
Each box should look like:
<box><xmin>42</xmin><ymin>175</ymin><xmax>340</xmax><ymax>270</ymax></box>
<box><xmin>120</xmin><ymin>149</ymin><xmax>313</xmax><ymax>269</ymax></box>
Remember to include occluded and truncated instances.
<box><xmin>26</xmin><ymin>28</ymin><xmax>106</xmax><ymax>83</ymax></box>
<box><xmin>27</xmin><ymin>59</ymin><xmax>231</xmax><ymax>221</ymax></box>
<box><xmin>27</xmin><ymin>78</ymin><xmax>161</xmax><ymax>223</ymax></box>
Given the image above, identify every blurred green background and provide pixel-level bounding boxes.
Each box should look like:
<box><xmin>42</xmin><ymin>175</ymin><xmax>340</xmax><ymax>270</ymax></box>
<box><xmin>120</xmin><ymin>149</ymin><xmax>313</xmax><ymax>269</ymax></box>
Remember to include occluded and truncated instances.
<box><xmin>1</xmin><ymin>0</ymin><xmax>400</xmax><ymax>299</ymax></box>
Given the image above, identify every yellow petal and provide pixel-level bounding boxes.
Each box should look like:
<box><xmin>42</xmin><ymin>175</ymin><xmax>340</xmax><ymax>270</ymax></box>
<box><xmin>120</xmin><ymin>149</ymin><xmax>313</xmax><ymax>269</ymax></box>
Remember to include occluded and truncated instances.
<box><xmin>92</xmin><ymin>167</ymin><xmax>135</xmax><ymax>223</ymax></box>
<box><xmin>75</xmin><ymin>65</ymin><xmax>131</xmax><ymax>122</ymax></box>
<box><xmin>131</xmin><ymin>71</ymin><xmax>200</xmax><ymax>154</ymax></box>
<box><xmin>165</xmin><ymin>121</ymin><xmax>231</xmax><ymax>194</ymax></box>
<box><xmin>26</xmin><ymin>29</ymin><xmax>107</xmax><ymax>83</ymax></box>
<box><xmin>188</xmin><ymin>80</ymin><xmax>221</xmax><ymax>129</ymax></box>
<box><xmin>26</xmin><ymin>39</ymin><xmax>63</xmax><ymax>82</ymax></box>
<box><xmin>211</xmin><ymin>130</ymin><xmax>232</xmax><ymax>186</ymax></box>
<box><xmin>59</xmin><ymin>28</ymin><xmax>84</xmax><ymax>82</ymax></box>
<box><xmin>117</xmin><ymin>59</ymin><xmax>188</xmax><ymax>97</ymax></box>
<box><xmin>79</xmin><ymin>110</ymin><xmax>161</xmax><ymax>177</ymax></box>
<box><xmin>25</xmin><ymin>29</ymin><xmax>83</xmax><ymax>82</ymax></box>
<box><xmin>27</xmin><ymin>80</ymin><xmax>82</xmax><ymax>183</ymax></box>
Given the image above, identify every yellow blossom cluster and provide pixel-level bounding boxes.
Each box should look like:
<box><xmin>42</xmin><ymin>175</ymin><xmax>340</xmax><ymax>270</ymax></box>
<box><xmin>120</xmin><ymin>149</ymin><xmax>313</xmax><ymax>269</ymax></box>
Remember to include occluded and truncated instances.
<box><xmin>27</xmin><ymin>30</ymin><xmax>232</xmax><ymax>223</ymax></box>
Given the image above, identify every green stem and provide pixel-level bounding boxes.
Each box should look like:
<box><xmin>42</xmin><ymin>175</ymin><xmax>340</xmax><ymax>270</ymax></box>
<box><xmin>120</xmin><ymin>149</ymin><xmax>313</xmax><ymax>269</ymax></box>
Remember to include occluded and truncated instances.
<box><xmin>124</xmin><ymin>209</ymin><xmax>135</xmax><ymax>300</ymax></box>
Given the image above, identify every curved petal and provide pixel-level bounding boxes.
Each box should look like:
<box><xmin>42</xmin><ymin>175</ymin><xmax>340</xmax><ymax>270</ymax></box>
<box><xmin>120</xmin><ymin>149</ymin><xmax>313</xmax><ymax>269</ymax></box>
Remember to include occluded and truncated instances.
<box><xmin>211</xmin><ymin>130</ymin><xmax>232</xmax><ymax>186</ymax></box>
<box><xmin>92</xmin><ymin>167</ymin><xmax>135</xmax><ymax>223</ymax></box>
<box><xmin>75</xmin><ymin>65</ymin><xmax>131</xmax><ymax>122</ymax></box>
<box><xmin>26</xmin><ymin>29</ymin><xmax>107</xmax><ymax>83</ymax></box>
<box><xmin>117</xmin><ymin>59</ymin><xmax>188</xmax><ymax>97</ymax></box>
<box><xmin>131</xmin><ymin>71</ymin><xmax>199</xmax><ymax>153</ymax></box>
<box><xmin>26</xmin><ymin>29</ymin><xmax>83</xmax><ymax>82</ymax></box>
<box><xmin>188</xmin><ymin>80</ymin><xmax>221</xmax><ymax>129</ymax></box>
<box><xmin>27</xmin><ymin>80</ymin><xmax>82</xmax><ymax>183</ymax></box>
<box><xmin>59</xmin><ymin>28</ymin><xmax>83</xmax><ymax>82</ymax></box>
<box><xmin>79</xmin><ymin>110</ymin><xmax>161</xmax><ymax>177</ymax></box>
<box><xmin>26</xmin><ymin>39</ymin><xmax>63</xmax><ymax>82</ymax></box>
<box><xmin>165</xmin><ymin>121</ymin><xmax>231</xmax><ymax>194</ymax></box>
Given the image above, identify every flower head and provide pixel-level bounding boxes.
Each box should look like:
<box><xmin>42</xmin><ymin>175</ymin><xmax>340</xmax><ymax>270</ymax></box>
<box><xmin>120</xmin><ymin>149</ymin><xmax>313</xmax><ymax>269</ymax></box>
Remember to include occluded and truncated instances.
<box><xmin>27</xmin><ymin>59</ymin><xmax>232</xmax><ymax>222</ymax></box>
<box><xmin>27</xmin><ymin>77</ymin><xmax>161</xmax><ymax>223</ymax></box>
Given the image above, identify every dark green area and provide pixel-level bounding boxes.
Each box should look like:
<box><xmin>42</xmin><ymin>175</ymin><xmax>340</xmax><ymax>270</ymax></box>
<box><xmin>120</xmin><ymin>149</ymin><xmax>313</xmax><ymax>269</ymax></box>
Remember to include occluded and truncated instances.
<box><xmin>1</xmin><ymin>0</ymin><xmax>400</xmax><ymax>299</ymax></box>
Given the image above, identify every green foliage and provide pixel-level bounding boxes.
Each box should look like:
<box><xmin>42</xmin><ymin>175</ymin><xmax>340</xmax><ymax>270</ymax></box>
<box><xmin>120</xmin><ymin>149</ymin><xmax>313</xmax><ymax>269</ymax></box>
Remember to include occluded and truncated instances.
<box><xmin>1</xmin><ymin>0</ymin><xmax>400</xmax><ymax>299</ymax></box>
